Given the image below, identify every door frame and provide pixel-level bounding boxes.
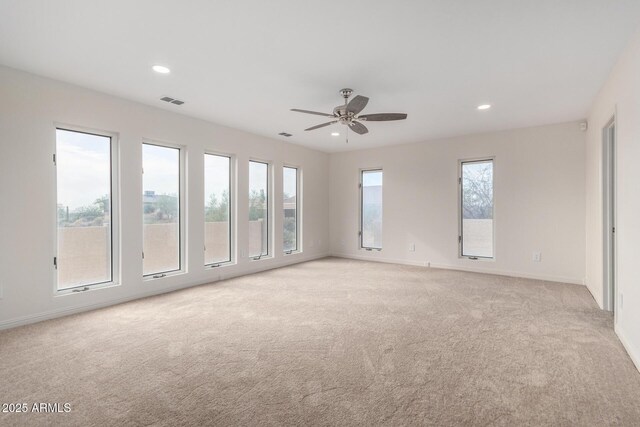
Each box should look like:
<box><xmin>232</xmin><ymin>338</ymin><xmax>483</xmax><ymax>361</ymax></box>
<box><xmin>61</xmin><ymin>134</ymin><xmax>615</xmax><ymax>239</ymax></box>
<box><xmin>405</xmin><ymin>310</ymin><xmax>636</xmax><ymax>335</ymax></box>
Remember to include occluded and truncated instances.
<box><xmin>602</xmin><ymin>116</ymin><xmax>617</xmax><ymax>314</ymax></box>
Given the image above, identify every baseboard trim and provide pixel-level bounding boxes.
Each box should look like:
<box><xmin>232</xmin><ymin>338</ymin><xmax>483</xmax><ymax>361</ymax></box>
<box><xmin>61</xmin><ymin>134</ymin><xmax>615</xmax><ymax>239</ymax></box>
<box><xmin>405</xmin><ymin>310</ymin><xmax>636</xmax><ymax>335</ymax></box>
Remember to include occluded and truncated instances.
<box><xmin>615</xmin><ymin>324</ymin><xmax>640</xmax><ymax>373</ymax></box>
<box><xmin>330</xmin><ymin>252</ymin><xmax>585</xmax><ymax>285</ymax></box>
<box><xmin>0</xmin><ymin>252</ymin><xmax>330</xmax><ymax>331</ymax></box>
<box><xmin>331</xmin><ymin>253</ymin><xmax>428</xmax><ymax>268</ymax></box>
<box><xmin>219</xmin><ymin>252</ymin><xmax>330</xmax><ymax>281</ymax></box>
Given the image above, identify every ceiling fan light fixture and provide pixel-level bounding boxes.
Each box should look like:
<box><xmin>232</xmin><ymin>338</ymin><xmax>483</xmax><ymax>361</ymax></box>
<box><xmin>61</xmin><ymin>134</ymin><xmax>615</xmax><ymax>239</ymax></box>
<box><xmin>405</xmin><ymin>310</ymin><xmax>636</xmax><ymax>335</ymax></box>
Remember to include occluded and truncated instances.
<box><xmin>477</xmin><ymin>104</ymin><xmax>491</xmax><ymax>110</ymax></box>
<box><xmin>331</xmin><ymin>132</ymin><xmax>340</xmax><ymax>136</ymax></box>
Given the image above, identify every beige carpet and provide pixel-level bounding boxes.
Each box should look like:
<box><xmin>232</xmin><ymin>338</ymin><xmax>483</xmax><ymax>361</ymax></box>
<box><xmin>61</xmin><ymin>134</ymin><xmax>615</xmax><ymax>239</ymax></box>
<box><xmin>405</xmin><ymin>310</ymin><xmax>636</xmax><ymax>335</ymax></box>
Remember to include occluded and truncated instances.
<box><xmin>1</xmin><ymin>257</ymin><xmax>639</xmax><ymax>426</ymax></box>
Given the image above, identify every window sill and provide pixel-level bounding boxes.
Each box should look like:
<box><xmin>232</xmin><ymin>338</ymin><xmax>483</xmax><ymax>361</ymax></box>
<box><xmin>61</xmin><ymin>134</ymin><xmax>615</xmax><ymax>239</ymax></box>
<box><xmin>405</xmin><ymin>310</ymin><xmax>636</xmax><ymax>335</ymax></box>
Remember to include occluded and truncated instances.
<box><xmin>360</xmin><ymin>248</ymin><xmax>382</xmax><ymax>252</ymax></box>
<box><xmin>459</xmin><ymin>256</ymin><xmax>495</xmax><ymax>262</ymax></box>
<box><xmin>55</xmin><ymin>281</ymin><xmax>119</xmax><ymax>297</ymax></box>
<box><xmin>250</xmin><ymin>255</ymin><xmax>272</xmax><ymax>262</ymax></box>
<box><xmin>143</xmin><ymin>270</ymin><xmax>185</xmax><ymax>282</ymax></box>
<box><xmin>283</xmin><ymin>250</ymin><xmax>302</xmax><ymax>256</ymax></box>
<box><xmin>205</xmin><ymin>261</ymin><xmax>235</xmax><ymax>269</ymax></box>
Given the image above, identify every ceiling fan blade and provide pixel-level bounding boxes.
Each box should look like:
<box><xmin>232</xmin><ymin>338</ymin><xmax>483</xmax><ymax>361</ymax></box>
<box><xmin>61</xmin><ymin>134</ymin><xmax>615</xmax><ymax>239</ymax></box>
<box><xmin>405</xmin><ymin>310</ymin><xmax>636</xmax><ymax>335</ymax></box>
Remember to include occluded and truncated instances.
<box><xmin>305</xmin><ymin>121</ymin><xmax>337</xmax><ymax>131</ymax></box>
<box><xmin>349</xmin><ymin>121</ymin><xmax>369</xmax><ymax>135</ymax></box>
<box><xmin>359</xmin><ymin>113</ymin><xmax>408</xmax><ymax>121</ymax></box>
<box><xmin>291</xmin><ymin>108</ymin><xmax>335</xmax><ymax>118</ymax></box>
<box><xmin>346</xmin><ymin>95</ymin><xmax>369</xmax><ymax>115</ymax></box>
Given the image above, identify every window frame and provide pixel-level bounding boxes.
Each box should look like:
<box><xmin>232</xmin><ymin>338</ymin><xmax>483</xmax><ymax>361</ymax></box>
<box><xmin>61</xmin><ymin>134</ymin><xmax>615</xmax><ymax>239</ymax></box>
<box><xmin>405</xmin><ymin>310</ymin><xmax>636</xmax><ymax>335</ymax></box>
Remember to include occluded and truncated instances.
<box><xmin>248</xmin><ymin>159</ymin><xmax>272</xmax><ymax>260</ymax></box>
<box><xmin>53</xmin><ymin>125</ymin><xmax>120</xmax><ymax>295</ymax></box>
<box><xmin>359</xmin><ymin>168</ymin><xmax>383</xmax><ymax>251</ymax></box>
<box><xmin>283</xmin><ymin>165</ymin><xmax>301</xmax><ymax>255</ymax></box>
<box><xmin>204</xmin><ymin>151</ymin><xmax>235</xmax><ymax>268</ymax></box>
<box><xmin>458</xmin><ymin>157</ymin><xmax>495</xmax><ymax>260</ymax></box>
<box><xmin>141</xmin><ymin>140</ymin><xmax>186</xmax><ymax>279</ymax></box>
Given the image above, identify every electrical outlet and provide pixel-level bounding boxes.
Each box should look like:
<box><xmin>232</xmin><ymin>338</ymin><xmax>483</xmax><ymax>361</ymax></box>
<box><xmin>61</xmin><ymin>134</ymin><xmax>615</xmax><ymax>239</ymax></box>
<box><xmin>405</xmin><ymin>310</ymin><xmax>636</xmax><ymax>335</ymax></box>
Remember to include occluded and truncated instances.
<box><xmin>240</xmin><ymin>249</ymin><xmax>245</xmax><ymax>258</ymax></box>
<box><xmin>532</xmin><ymin>252</ymin><xmax>542</xmax><ymax>262</ymax></box>
<box><xmin>409</xmin><ymin>244</ymin><xmax>415</xmax><ymax>252</ymax></box>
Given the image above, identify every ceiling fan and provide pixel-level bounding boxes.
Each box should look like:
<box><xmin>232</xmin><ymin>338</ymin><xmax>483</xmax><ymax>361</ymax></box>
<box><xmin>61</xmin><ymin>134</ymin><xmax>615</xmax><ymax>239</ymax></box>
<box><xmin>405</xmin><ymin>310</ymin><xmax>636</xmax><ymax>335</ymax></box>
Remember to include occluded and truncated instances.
<box><xmin>291</xmin><ymin>88</ymin><xmax>407</xmax><ymax>139</ymax></box>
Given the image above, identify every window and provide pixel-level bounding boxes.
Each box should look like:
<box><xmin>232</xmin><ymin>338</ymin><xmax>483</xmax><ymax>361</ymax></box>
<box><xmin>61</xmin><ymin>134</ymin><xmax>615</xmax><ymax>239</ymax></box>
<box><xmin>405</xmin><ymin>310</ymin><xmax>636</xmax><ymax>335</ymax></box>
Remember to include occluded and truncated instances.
<box><xmin>55</xmin><ymin>128</ymin><xmax>115</xmax><ymax>291</ymax></box>
<box><xmin>360</xmin><ymin>169</ymin><xmax>383</xmax><ymax>250</ymax></box>
<box><xmin>204</xmin><ymin>153</ymin><xmax>232</xmax><ymax>266</ymax></box>
<box><xmin>460</xmin><ymin>159</ymin><xmax>494</xmax><ymax>259</ymax></box>
<box><xmin>142</xmin><ymin>143</ymin><xmax>181</xmax><ymax>276</ymax></box>
<box><xmin>283</xmin><ymin>166</ymin><xmax>298</xmax><ymax>253</ymax></box>
<box><xmin>249</xmin><ymin>161</ymin><xmax>269</xmax><ymax>258</ymax></box>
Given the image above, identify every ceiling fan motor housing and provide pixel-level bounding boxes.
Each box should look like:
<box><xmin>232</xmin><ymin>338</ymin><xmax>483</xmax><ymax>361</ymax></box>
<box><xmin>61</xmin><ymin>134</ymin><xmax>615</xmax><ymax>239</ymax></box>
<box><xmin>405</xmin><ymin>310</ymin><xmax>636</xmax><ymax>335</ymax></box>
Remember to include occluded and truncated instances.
<box><xmin>333</xmin><ymin>105</ymin><xmax>353</xmax><ymax>123</ymax></box>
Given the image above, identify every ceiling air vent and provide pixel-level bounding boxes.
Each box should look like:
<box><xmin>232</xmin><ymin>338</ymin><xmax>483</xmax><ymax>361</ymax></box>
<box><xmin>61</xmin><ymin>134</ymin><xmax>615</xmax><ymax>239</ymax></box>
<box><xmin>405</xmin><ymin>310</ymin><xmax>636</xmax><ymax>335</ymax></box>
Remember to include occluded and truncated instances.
<box><xmin>160</xmin><ymin>96</ymin><xmax>185</xmax><ymax>105</ymax></box>
<box><xmin>278</xmin><ymin>132</ymin><xmax>292</xmax><ymax>137</ymax></box>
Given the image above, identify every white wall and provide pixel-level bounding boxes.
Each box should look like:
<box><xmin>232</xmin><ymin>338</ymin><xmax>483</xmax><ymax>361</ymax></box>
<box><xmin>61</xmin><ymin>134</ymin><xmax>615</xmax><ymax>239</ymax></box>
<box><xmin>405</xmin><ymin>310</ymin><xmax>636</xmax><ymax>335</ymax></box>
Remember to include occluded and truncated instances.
<box><xmin>0</xmin><ymin>66</ymin><xmax>330</xmax><ymax>328</ymax></box>
<box><xmin>585</xmin><ymin>29</ymin><xmax>640</xmax><ymax>369</ymax></box>
<box><xmin>330</xmin><ymin>122</ymin><xmax>586</xmax><ymax>285</ymax></box>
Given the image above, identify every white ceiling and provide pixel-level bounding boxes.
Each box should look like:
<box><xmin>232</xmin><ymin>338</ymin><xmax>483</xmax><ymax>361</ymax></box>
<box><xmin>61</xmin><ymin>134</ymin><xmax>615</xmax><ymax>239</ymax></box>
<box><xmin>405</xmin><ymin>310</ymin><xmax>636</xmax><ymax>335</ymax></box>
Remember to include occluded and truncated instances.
<box><xmin>1</xmin><ymin>1</ymin><xmax>640</xmax><ymax>153</ymax></box>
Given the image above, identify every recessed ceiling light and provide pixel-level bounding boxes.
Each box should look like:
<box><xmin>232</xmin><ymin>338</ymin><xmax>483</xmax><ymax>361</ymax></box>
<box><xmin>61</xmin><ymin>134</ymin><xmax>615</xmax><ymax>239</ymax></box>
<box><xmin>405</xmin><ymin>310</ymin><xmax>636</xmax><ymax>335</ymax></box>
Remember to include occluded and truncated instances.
<box><xmin>477</xmin><ymin>104</ymin><xmax>491</xmax><ymax>110</ymax></box>
<box><xmin>331</xmin><ymin>132</ymin><xmax>340</xmax><ymax>136</ymax></box>
<box><xmin>152</xmin><ymin>65</ymin><xmax>171</xmax><ymax>74</ymax></box>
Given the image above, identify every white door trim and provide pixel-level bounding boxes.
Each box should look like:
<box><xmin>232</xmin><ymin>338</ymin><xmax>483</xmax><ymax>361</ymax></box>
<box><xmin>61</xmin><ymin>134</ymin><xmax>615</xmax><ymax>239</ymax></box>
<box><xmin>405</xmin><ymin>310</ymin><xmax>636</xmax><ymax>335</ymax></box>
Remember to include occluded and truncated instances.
<box><xmin>602</xmin><ymin>116</ymin><xmax>617</xmax><ymax>315</ymax></box>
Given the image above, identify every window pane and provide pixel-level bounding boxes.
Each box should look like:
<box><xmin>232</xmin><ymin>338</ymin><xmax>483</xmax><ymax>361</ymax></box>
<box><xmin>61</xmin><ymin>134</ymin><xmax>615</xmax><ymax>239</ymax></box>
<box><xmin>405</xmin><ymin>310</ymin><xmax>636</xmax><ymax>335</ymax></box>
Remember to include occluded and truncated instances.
<box><xmin>283</xmin><ymin>167</ymin><xmax>297</xmax><ymax>252</ymax></box>
<box><xmin>361</xmin><ymin>170</ymin><xmax>383</xmax><ymax>249</ymax></box>
<box><xmin>56</xmin><ymin>129</ymin><xmax>112</xmax><ymax>290</ymax></box>
<box><xmin>461</xmin><ymin>160</ymin><xmax>494</xmax><ymax>258</ymax></box>
<box><xmin>143</xmin><ymin>144</ymin><xmax>180</xmax><ymax>275</ymax></box>
<box><xmin>205</xmin><ymin>154</ymin><xmax>231</xmax><ymax>265</ymax></box>
<box><xmin>249</xmin><ymin>161</ymin><xmax>268</xmax><ymax>257</ymax></box>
